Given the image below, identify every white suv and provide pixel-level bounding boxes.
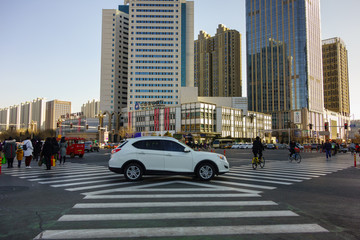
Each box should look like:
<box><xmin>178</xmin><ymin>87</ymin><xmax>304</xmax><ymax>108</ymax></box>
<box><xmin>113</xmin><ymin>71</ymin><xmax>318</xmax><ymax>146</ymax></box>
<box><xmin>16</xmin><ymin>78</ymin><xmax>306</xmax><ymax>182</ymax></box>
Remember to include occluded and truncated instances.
<box><xmin>109</xmin><ymin>136</ymin><xmax>230</xmax><ymax>181</ymax></box>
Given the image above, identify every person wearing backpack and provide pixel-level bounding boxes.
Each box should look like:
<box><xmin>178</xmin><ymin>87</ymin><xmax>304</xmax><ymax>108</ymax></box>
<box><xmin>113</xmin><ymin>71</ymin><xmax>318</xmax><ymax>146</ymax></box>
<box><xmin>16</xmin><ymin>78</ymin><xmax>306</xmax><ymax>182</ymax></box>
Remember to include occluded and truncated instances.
<box><xmin>4</xmin><ymin>137</ymin><xmax>16</xmax><ymax>168</ymax></box>
<box><xmin>23</xmin><ymin>137</ymin><xmax>34</xmax><ymax>168</ymax></box>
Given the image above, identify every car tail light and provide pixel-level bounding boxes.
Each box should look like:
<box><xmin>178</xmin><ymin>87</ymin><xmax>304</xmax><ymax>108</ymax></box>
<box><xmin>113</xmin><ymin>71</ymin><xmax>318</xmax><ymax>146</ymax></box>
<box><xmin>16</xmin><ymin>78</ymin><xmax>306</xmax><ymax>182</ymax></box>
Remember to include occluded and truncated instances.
<box><xmin>111</xmin><ymin>148</ymin><xmax>121</xmax><ymax>154</ymax></box>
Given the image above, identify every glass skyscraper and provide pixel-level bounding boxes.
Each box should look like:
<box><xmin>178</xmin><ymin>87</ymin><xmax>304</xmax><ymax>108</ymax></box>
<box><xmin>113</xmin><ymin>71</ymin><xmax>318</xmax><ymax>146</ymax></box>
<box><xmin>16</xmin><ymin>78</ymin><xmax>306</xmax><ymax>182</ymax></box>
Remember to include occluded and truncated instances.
<box><xmin>246</xmin><ymin>0</ymin><xmax>324</xmax><ymax>131</ymax></box>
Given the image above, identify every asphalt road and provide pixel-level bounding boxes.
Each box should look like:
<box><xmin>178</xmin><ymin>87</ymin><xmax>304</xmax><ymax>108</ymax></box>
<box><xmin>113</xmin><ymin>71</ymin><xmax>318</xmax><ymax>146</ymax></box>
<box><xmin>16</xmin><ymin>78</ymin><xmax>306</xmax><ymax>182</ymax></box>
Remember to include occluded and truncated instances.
<box><xmin>0</xmin><ymin>149</ymin><xmax>359</xmax><ymax>240</ymax></box>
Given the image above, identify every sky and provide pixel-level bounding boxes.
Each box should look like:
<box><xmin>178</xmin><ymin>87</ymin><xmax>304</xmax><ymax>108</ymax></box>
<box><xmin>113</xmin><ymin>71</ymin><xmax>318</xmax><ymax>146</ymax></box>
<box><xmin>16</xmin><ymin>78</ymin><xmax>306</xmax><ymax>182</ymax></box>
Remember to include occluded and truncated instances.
<box><xmin>0</xmin><ymin>0</ymin><xmax>359</xmax><ymax>119</ymax></box>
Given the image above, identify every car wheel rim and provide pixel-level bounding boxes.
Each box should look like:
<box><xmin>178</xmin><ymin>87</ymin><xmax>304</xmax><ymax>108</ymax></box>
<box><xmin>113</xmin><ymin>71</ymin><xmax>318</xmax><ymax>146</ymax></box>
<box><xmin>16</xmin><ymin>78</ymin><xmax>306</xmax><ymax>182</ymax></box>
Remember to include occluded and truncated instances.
<box><xmin>126</xmin><ymin>166</ymin><xmax>140</xmax><ymax>180</ymax></box>
<box><xmin>199</xmin><ymin>165</ymin><xmax>213</xmax><ymax>179</ymax></box>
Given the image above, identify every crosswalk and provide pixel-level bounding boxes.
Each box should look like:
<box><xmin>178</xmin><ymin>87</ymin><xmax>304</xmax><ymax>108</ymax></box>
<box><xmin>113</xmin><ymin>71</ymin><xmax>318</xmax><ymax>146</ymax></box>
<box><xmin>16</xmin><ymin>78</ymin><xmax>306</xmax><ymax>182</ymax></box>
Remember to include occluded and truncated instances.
<box><xmin>2</xmin><ymin>159</ymin><xmax>351</xmax><ymax>239</ymax></box>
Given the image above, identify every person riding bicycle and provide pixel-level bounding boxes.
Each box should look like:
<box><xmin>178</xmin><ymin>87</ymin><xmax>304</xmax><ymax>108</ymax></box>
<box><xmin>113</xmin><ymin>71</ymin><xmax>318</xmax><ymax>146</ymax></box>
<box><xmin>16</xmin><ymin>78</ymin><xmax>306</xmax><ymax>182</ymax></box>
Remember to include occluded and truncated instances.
<box><xmin>252</xmin><ymin>136</ymin><xmax>264</xmax><ymax>159</ymax></box>
<box><xmin>289</xmin><ymin>140</ymin><xmax>296</xmax><ymax>158</ymax></box>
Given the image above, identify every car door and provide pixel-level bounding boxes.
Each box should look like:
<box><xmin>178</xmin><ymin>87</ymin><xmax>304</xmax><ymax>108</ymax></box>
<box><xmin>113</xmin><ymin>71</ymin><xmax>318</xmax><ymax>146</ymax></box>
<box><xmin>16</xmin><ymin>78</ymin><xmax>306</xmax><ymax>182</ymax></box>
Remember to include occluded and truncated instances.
<box><xmin>162</xmin><ymin>140</ymin><xmax>194</xmax><ymax>172</ymax></box>
<box><xmin>133</xmin><ymin>140</ymin><xmax>165</xmax><ymax>171</ymax></box>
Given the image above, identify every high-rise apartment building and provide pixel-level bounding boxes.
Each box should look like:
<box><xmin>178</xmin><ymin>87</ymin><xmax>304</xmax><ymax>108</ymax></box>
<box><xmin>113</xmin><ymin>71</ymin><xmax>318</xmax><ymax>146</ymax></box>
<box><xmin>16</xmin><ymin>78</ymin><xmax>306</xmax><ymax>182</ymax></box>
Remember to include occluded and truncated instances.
<box><xmin>31</xmin><ymin>98</ymin><xmax>47</xmax><ymax>130</ymax></box>
<box><xmin>100</xmin><ymin>6</ymin><xmax>129</xmax><ymax>113</ymax></box>
<box><xmin>81</xmin><ymin>99</ymin><xmax>100</xmax><ymax>118</ymax></box>
<box><xmin>126</xmin><ymin>0</ymin><xmax>194</xmax><ymax>111</ymax></box>
<box><xmin>45</xmin><ymin>100</ymin><xmax>71</xmax><ymax>130</ymax></box>
<box><xmin>246</xmin><ymin>0</ymin><xmax>324</xmax><ymax>131</ymax></box>
<box><xmin>322</xmin><ymin>37</ymin><xmax>350</xmax><ymax>116</ymax></box>
<box><xmin>194</xmin><ymin>24</ymin><xmax>242</xmax><ymax>97</ymax></box>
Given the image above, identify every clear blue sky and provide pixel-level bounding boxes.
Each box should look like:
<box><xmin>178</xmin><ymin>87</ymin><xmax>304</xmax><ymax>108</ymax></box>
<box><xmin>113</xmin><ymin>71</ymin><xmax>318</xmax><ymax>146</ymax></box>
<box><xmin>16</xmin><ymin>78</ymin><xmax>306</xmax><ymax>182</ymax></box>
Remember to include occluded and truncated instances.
<box><xmin>1</xmin><ymin>0</ymin><xmax>359</xmax><ymax>119</ymax></box>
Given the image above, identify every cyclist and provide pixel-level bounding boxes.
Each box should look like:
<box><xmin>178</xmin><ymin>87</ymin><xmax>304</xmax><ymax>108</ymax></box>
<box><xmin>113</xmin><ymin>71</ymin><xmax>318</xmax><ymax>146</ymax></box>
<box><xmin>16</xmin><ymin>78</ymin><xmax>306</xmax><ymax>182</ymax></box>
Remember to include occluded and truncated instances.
<box><xmin>289</xmin><ymin>140</ymin><xmax>296</xmax><ymax>158</ymax></box>
<box><xmin>252</xmin><ymin>136</ymin><xmax>264</xmax><ymax>160</ymax></box>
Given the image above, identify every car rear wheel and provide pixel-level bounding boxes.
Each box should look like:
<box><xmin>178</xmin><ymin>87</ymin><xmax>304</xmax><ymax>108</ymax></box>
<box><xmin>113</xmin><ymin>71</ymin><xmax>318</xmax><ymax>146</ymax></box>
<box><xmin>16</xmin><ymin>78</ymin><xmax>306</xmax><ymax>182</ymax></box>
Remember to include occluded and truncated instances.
<box><xmin>197</xmin><ymin>163</ymin><xmax>215</xmax><ymax>181</ymax></box>
<box><xmin>124</xmin><ymin>163</ymin><xmax>143</xmax><ymax>181</ymax></box>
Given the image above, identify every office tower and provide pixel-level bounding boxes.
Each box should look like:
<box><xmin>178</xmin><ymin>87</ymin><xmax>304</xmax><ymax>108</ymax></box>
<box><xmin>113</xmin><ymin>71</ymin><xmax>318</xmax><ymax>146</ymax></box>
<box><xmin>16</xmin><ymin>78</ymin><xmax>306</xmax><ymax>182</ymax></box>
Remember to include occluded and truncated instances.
<box><xmin>81</xmin><ymin>99</ymin><xmax>100</xmax><ymax>118</ymax></box>
<box><xmin>45</xmin><ymin>100</ymin><xmax>71</xmax><ymax>129</ymax></box>
<box><xmin>246</xmin><ymin>0</ymin><xmax>324</xmax><ymax>130</ymax></box>
<box><xmin>194</xmin><ymin>24</ymin><xmax>242</xmax><ymax>97</ymax></box>
<box><xmin>322</xmin><ymin>37</ymin><xmax>350</xmax><ymax>116</ymax></box>
<box><xmin>100</xmin><ymin>6</ymin><xmax>129</xmax><ymax>113</ymax></box>
<box><xmin>126</xmin><ymin>0</ymin><xmax>194</xmax><ymax>111</ymax></box>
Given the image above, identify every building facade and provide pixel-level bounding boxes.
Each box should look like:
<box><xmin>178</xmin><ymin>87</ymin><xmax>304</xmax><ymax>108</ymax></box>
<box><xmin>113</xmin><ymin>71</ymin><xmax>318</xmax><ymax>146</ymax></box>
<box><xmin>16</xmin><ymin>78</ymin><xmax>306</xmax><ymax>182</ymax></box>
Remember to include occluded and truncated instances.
<box><xmin>100</xmin><ymin>6</ymin><xmax>130</xmax><ymax>113</ymax></box>
<box><xmin>194</xmin><ymin>24</ymin><xmax>242</xmax><ymax>97</ymax></box>
<box><xmin>0</xmin><ymin>108</ymin><xmax>10</xmax><ymax>131</ymax></box>
<box><xmin>81</xmin><ymin>99</ymin><xmax>100</xmax><ymax>118</ymax></box>
<box><xmin>45</xmin><ymin>100</ymin><xmax>71</xmax><ymax>130</ymax></box>
<box><xmin>322</xmin><ymin>37</ymin><xmax>350</xmax><ymax>117</ymax></box>
<box><xmin>126</xmin><ymin>0</ymin><xmax>194</xmax><ymax>111</ymax></box>
<box><xmin>246</xmin><ymin>0</ymin><xmax>324</xmax><ymax>135</ymax></box>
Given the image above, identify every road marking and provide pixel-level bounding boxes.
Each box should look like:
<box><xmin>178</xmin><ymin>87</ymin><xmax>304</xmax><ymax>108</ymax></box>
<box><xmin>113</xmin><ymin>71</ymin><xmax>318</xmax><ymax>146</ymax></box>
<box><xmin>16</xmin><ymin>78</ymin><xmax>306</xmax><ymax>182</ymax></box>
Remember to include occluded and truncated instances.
<box><xmin>66</xmin><ymin>182</ymin><xmax>132</xmax><ymax>192</ymax></box>
<box><xmin>84</xmin><ymin>193</ymin><xmax>260</xmax><ymax>199</ymax></box>
<box><xmin>50</xmin><ymin>177</ymin><xmax>121</xmax><ymax>187</ymax></box>
<box><xmin>220</xmin><ymin>175</ymin><xmax>293</xmax><ymax>185</ymax></box>
<box><xmin>230</xmin><ymin>169</ymin><xmax>311</xmax><ymax>180</ymax></box>
<box><xmin>212</xmin><ymin>180</ymin><xmax>276</xmax><ymax>190</ymax></box>
<box><xmin>34</xmin><ymin>224</ymin><xmax>329</xmax><ymax>239</ymax></box>
<box><xmin>28</xmin><ymin>171</ymin><xmax>114</xmax><ymax>181</ymax></box>
<box><xmin>73</xmin><ymin>201</ymin><xmax>277</xmax><ymax>208</ymax></box>
<box><xmin>59</xmin><ymin>210</ymin><xmax>298</xmax><ymax>221</ymax></box>
<box><xmin>39</xmin><ymin>174</ymin><xmax>121</xmax><ymax>184</ymax></box>
<box><xmin>226</xmin><ymin>172</ymin><xmax>303</xmax><ymax>182</ymax></box>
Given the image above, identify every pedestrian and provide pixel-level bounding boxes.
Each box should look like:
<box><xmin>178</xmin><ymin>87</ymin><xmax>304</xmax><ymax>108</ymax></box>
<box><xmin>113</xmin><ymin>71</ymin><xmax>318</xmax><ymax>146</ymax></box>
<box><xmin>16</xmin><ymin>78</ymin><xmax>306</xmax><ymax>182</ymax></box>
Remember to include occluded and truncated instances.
<box><xmin>16</xmin><ymin>145</ymin><xmax>24</xmax><ymax>168</ymax></box>
<box><xmin>324</xmin><ymin>140</ymin><xmax>332</xmax><ymax>160</ymax></box>
<box><xmin>3</xmin><ymin>137</ymin><xmax>16</xmax><ymax>168</ymax></box>
<box><xmin>41</xmin><ymin>137</ymin><xmax>53</xmax><ymax>170</ymax></box>
<box><xmin>59</xmin><ymin>137</ymin><xmax>68</xmax><ymax>165</ymax></box>
<box><xmin>51</xmin><ymin>137</ymin><xmax>60</xmax><ymax>162</ymax></box>
<box><xmin>23</xmin><ymin>137</ymin><xmax>34</xmax><ymax>168</ymax></box>
<box><xmin>33</xmin><ymin>139</ymin><xmax>42</xmax><ymax>162</ymax></box>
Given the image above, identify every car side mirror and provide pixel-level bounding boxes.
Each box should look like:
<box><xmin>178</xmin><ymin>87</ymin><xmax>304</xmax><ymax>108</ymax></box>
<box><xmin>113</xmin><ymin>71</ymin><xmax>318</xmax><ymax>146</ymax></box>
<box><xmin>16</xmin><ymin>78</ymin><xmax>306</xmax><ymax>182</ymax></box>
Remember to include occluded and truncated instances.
<box><xmin>184</xmin><ymin>148</ymin><xmax>191</xmax><ymax>153</ymax></box>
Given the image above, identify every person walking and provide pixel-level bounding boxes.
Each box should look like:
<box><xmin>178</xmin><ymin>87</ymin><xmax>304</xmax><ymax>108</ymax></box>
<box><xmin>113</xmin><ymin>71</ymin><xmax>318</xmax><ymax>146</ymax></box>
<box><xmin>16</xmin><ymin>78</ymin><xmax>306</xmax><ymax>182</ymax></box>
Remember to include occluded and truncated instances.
<box><xmin>59</xmin><ymin>137</ymin><xmax>68</xmax><ymax>165</ymax></box>
<box><xmin>16</xmin><ymin>145</ymin><xmax>24</xmax><ymax>168</ymax></box>
<box><xmin>51</xmin><ymin>137</ymin><xmax>60</xmax><ymax>163</ymax></box>
<box><xmin>33</xmin><ymin>139</ymin><xmax>42</xmax><ymax>162</ymax></box>
<box><xmin>41</xmin><ymin>137</ymin><xmax>54</xmax><ymax>170</ymax></box>
<box><xmin>4</xmin><ymin>137</ymin><xmax>16</xmax><ymax>168</ymax></box>
<box><xmin>23</xmin><ymin>137</ymin><xmax>34</xmax><ymax>168</ymax></box>
<box><xmin>324</xmin><ymin>140</ymin><xmax>332</xmax><ymax>160</ymax></box>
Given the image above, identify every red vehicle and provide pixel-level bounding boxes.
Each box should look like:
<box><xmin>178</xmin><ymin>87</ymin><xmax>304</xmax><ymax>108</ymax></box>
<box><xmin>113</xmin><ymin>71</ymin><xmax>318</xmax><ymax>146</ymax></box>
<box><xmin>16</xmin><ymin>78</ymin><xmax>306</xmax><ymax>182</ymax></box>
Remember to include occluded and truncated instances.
<box><xmin>58</xmin><ymin>137</ymin><xmax>85</xmax><ymax>158</ymax></box>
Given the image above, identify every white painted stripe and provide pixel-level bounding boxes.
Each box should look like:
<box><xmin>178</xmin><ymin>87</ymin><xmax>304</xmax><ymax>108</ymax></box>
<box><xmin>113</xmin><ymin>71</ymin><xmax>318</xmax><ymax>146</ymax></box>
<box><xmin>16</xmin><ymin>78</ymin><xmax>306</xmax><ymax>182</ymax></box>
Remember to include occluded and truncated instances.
<box><xmin>66</xmin><ymin>182</ymin><xmax>131</xmax><ymax>191</ymax></box>
<box><xmin>231</xmin><ymin>166</ymin><xmax>330</xmax><ymax>175</ymax></box>
<box><xmin>73</xmin><ymin>201</ymin><xmax>277</xmax><ymax>208</ymax></box>
<box><xmin>232</xmin><ymin>168</ymin><xmax>325</xmax><ymax>177</ymax></box>
<box><xmin>50</xmin><ymin>177</ymin><xmax>120</xmax><ymax>187</ymax></box>
<box><xmin>226</xmin><ymin>172</ymin><xmax>302</xmax><ymax>182</ymax></box>
<box><xmin>82</xmin><ymin>187</ymin><xmax>261</xmax><ymax>196</ymax></box>
<box><xmin>84</xmin><ymin>193</ymin><xmax>260</xmax><ymax>199</ymax></box>
<box><xmin>221</xmin><ymin>175</ymin><xmax>292</xmax><ymax>185</ymax></box>
<box><xmin>212</xmin><ymin>180</ymin><xmax>276</xmax><ymax>190</ymax></box>
<box><xmin>229</xmin><ymin>170</ymin><xmax>311</xmax><ymax>180</ymax></box>
<box><xmin>14</xmin><ymin>168</ymin><xmax>110</xmax><ymax>179</ymax></box>
<box><xmin>39</xmin><ymin>174</ymin><xmax>120</xmax><ymax>184</ymax></box>
<box><xmin>34</xmin><ymin>223</ymin><xmax>328</xmax><ymax>239</ymax></box>
<box><xmin>59</xmin><ymin>210</ymin><xmax>297</xmax><ymax>221</ymax></box>
<box><xmin>10</xmin><ymin>166</ymin><xmax>106</xmax><ymax>177</ymax></box>
<box><xmin>28</xmin><ymin>171</ymin><xmax>114</xmax><ymax>181</ymax></box>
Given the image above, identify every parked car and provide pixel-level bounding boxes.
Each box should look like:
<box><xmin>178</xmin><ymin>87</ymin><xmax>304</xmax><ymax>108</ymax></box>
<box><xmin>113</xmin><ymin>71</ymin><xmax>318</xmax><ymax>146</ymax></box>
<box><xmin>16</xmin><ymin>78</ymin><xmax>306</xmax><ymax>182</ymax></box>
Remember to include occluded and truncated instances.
<box><xmin>231</xmin><ymin>144</ymin><xmax>240</xmax><ymax>149</ymax></box>
<box><xmin>109</xmin><ymin>136</ymin><xmax>230</xmax><ymax>181</ymax></box>
<box><xmin>84</xmin><ymin>141</ymin><xmax>93</xmax><ymax>152</ymax></box>
<box><xmin>339</xmin><ymin>146</ymin><xmax>348</xmax><ymax>153</ymax></box>
<box><xmin>266</xmin><ymin>144</ymin><xmax>276</xmax><ymax>149</ymax></box>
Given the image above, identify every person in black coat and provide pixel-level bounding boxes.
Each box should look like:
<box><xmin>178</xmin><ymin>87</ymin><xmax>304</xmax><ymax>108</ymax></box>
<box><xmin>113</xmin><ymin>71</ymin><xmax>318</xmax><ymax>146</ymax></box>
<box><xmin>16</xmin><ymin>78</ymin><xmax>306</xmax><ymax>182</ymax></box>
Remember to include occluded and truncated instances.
<box><xmin>41</xmin><ymin>137</ymin><xmax>54</xmax><ymax>170</ymax></box>
<box><xmin>252</xmin><ymin>136</ymin><xmax>264</xmax><ymax>159</ymax></box>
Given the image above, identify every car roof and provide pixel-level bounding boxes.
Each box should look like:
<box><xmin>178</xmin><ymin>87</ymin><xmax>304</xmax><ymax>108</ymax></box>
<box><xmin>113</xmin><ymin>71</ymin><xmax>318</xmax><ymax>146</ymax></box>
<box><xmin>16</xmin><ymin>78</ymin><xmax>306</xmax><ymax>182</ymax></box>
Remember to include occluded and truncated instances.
<box><xmin>126</xmin><ymin>136</ymin><xmax>178</xmax><ymax>142</ymax></box>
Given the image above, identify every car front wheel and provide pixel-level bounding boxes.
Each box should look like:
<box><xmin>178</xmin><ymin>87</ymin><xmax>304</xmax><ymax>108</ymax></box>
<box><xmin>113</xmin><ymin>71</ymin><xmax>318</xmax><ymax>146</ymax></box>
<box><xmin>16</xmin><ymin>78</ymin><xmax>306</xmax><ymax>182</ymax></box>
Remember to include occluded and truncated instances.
<box><xmin>124</xmin><ymin>163</ymin><xmax>143</xmax><ymax>181</ymax></box>
<box><xmin>197</xmin><ymin>163</ymin><xmax>215</xmax><ymax>181</ymax></box>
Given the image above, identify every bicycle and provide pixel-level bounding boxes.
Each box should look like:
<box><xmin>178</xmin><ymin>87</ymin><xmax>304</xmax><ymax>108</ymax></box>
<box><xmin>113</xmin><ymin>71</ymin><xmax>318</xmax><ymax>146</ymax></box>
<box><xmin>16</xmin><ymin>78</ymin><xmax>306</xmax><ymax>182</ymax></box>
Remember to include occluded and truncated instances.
<box><xmin>288</xmin><ymin>152</ymin><xmax>302</xmax><ymax>163</ymax></box>
<box><xmin>252</xmin><ymin>155</ymin><xmax>265</xmax><ymax>170</ymax></box>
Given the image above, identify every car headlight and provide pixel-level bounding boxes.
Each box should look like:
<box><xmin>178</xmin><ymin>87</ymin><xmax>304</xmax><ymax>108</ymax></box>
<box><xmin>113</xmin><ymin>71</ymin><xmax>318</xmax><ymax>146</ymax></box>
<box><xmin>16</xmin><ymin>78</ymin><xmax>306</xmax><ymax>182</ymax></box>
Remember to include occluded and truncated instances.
<box><xmin>217</xmin><ymin>154</ymin><xmax>227</xmax><ymax>161</ymax></box>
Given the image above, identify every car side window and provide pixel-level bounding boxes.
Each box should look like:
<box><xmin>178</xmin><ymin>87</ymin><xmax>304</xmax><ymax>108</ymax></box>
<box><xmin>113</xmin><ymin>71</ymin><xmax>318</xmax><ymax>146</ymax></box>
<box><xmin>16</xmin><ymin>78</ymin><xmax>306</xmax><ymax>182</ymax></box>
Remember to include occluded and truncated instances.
<box><xmin>133</xmin><ymin>140</ymin><xmax>163</xmax><ymax>150</ymax></box>
<box><xmin>163</xmin><ymin>140</ymin><xmax>185</xmax><ymax>152</ymax></box>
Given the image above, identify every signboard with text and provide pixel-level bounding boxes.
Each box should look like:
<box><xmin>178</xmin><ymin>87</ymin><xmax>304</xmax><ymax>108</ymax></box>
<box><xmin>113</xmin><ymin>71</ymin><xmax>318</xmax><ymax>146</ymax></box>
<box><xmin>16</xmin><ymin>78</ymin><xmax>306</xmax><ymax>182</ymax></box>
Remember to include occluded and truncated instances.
<box><xmin>294</xmin><ymin>111</ymin><xmax>301</xmax><ymax>124</ymax></box>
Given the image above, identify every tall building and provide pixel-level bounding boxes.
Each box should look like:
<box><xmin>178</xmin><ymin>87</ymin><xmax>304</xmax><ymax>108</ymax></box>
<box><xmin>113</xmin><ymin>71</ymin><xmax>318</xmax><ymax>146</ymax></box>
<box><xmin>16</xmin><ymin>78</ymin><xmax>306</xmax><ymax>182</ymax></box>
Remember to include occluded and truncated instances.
<box><xmin>0</xmin><ymin>108</ymin><xmax>10</xmax><ymax>131</ymax></box>
<box><xmin>81</xmin><ymin>99</ymin><xmax>100</xmax><ymax>118</ymax></box>
<box><xmin>246</xmin><ymin>0</ymin><xmax>324</xmax><ymax>132</ymax></box>
<box><xmin>126</xmin><ymin>0</ymin><xmax>194</xmax><ymax>111</ymax></box>
<box><xmin>100</xmin><ymin>6</ymin><xmax>129</xmax><ymax>113</ymax></box>
<box><xmin>45</xmin><ymin>100</ymin><xmax>71</xmax><ymax>130</ymax></box>
<box><xmin>194</xmin><ymin>24</ymin><xmax>242</xmax><ymax>97</ymax></box>
<box><xmin>322</xmin><ymin>37</ymin><xmax>350</xmax><ymax>116</ymax></box>
<box><xmin>31</xmin><ymin>98</ymin><xmax>47</xmax><ymax>130</ymax></box>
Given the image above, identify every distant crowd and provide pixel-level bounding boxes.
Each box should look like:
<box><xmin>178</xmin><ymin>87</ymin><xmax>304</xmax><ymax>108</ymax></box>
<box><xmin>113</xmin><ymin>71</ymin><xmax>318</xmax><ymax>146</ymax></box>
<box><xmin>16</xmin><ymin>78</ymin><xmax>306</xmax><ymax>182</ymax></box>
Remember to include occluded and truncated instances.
<box><xmin>0</xmin><ymin>136</ymin><xmax>68</xmax><ymax>170</ymax></box>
